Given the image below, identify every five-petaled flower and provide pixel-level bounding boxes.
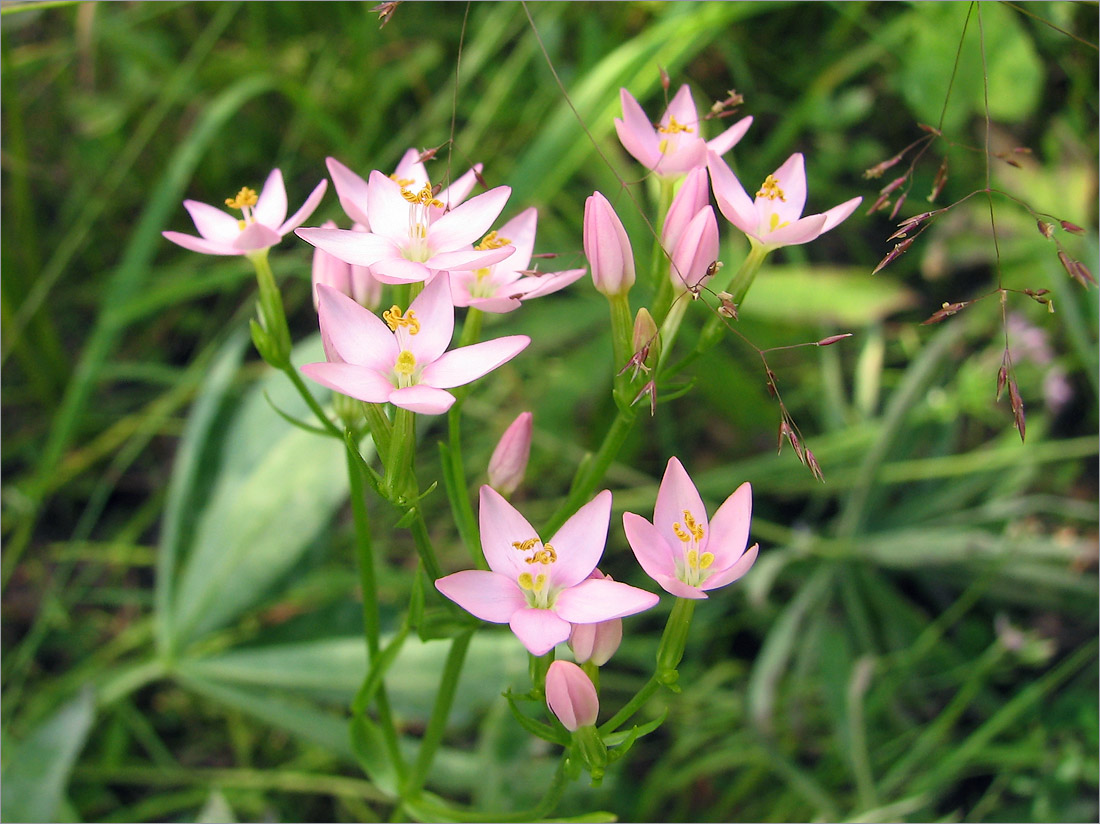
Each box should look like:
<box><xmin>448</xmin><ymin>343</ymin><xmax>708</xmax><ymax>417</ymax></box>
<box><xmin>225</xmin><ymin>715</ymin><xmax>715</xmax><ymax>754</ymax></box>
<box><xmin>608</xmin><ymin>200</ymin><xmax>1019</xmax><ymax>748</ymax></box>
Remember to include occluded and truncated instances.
<box><xmin>436</xmin><ymin>487</ymin><xmax>659</xmax><ymax>655</ymax></box>
<box><xmin>615</xmin><ymin>85</ymin><xmax>753</xmax><ymax>179</ymax></box>
<box><xmin>623</xmin><ymin>457</ymin><xmax>758</xmax><ymax>599</ymax></box>
<box><xmin>296</xmin><ymin>170</ymin><xmax>514</xmax><ymax>284</ymax></box>
<box><xmin>449</xmin><ymin>208</ymin><xmax>586</xmax><ymax>313</ymax></box>
<box><xmin>163</xmin><ymin>168</ymin><xmax>327</xmax><ymax>256</ymax></box>
<box><xmin>707</xmin><ymin>151</ymin><xmax>862</xmax><ymax>250</ymax></box>
<box><xmin>302</xmin><ymin>274</ymin><xmax>529</xmax><ymax>415</ymax></box>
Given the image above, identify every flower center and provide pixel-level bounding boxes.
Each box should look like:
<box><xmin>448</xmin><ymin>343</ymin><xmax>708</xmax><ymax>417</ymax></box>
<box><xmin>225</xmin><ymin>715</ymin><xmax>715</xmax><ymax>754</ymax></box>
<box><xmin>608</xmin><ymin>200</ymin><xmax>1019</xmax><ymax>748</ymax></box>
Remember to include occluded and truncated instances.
<box><xmin>393</xmin><ymin>350</ymin><xmax>417</xmax><ymax>387</ymax></box>
<box><xmin>475</xmin><ymin>230</ymin><xmax>511</xmax><ymax>251</ymax></box>
<box><xmin>658</xmin><ymin>116</ymin><xmax>694</xmax><ymax>135</ymax></box>
<box><xmin>672</xmin><ymin>509</ymin><xmax>713</xmax><ymax>587</ymax></box>
<box><xmin>512</xmin><ymin>536</ymin><xmax>557</xmax><ymax>608</ymax></box>
<box><xmin>225</xmin><ymin>186</ymin><xmax>258</xmax><ymax>229</ymax></box>
<box><xmin>756</xmin><ymin>175</ymin><xmax>787</xmax><ymax>202</ymax></box>
<box><xmin>383</xmin><ymin>305</ymin><xmax>421</xmax><ymax>334</ymax></box>
<box><xmin>401</xmin><ymin>183</ymin><xmax>443</xmax><ymax>257</ymax></box>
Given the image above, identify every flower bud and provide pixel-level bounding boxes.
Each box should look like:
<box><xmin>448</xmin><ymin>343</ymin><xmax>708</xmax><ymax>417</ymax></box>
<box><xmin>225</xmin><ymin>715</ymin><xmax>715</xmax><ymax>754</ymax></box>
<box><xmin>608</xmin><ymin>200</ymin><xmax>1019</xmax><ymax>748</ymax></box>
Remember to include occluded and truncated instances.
<box><xmin>661</xmin><ymin>166</ymin><xmax>709</xmax><ymax>256</ymax></box>
<box><xmin>487</xmin><ymin>411</ymin><xmax>532</xmax><ymax>496</ymax></box>
<box><xmin>583</xmin><ymin>192</ymin><xmax>635</xmax><ymax>296</ymax></box>
<box><xmin>546</xmin><ymin>660</ymin><xmax>599</xmax><ymax>731</ymax></box>
<box><xmin>569</xmin><ymin>570</ymin><xmax>624</xmax><ymax>666</ymax></box>
<box><xmin>670</xmin><ymin>206</ymin><xmax>719</xmax><ymax>293</ymax></box>
<box><xmin>312</xmin><ymin>221</ymin><xmax>353</xmax><ymax>309</ymax></box>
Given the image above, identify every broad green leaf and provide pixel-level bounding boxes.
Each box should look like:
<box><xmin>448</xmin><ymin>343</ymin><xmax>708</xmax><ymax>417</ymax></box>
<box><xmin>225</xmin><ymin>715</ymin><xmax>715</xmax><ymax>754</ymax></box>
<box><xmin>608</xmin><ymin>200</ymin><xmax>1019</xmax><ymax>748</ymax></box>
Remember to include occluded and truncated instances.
<box><xmin>0</xmin><ymin>689</ymin><xmax>95</xmax><ymax>823</ymax></box>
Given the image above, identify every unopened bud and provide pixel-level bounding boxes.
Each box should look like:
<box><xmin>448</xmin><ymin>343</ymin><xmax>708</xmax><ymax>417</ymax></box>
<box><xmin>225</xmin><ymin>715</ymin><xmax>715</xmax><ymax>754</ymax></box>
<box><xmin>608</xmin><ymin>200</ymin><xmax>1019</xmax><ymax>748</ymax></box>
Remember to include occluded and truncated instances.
<box><xmin>569</xmin><ymin>571</ymin><xmax>624</xmax><ymax>666</ymax></box>
<box><xmin>487</xmin><ymin>412</ymin><xmax>532</xmax><ymax>497</ymax></box>
<box><xmin>584</xmin><ymin>192</ymin><xmax>635</xmax><ymax>296</ymax></box>
<box><xmin>545</xmin><ymin>661</ymin><xmax>599</xmax><ymax>731</ymax></box>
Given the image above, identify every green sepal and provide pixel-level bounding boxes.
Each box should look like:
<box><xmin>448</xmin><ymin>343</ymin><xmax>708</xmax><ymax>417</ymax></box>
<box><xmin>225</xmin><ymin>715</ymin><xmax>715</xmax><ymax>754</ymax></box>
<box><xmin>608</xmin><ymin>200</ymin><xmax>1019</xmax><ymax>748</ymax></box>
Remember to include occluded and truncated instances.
<box><xmin>503</xmin><ymin>690</ymin><xmax>571</xmax><ymax>746</ymax></box>
<box><xmin>248</xmin><ymin>318</ymin><xmax>278</xmax><ymax>366</ymax></box>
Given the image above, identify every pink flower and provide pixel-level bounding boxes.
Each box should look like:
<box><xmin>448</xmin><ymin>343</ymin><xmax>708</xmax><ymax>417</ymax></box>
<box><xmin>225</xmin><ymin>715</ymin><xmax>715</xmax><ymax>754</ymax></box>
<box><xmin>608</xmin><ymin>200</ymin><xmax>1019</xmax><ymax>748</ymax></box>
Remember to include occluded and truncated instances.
<box><xmin>296</xmin><ymin>171</ymin><xmax>514</xmax><ymax>285</ymax></box>
<box><xmin>623</xmin><ymin>457</ymin><xmax>758</xmax><ymax>599</ymax></box>
<box><xmin>583</xmin><ymin>192</ymin><xmax>635</xmax><ymax>296</ymax></box>
<box><xmin>311</xmin><ymin>221</ymin><xmax>382</xmax><ymax>310</ymax></box>
<box><xmin>488</xmin><ymin>411</ymin><xmax>533</xmax><ymax>496</ymax></box>
<box><xmin>163</xmin><ymin>169</ymin><xmax>327</xmax><ymax>256</ymax></box>
<box><xmin>326</xmin><ymin>150</ymin><xmax>482</xmax><ymax>230</ymax></box>
<box><xmin>302</xmin><ymin>274</ymin><xmax>529</xmax><ymax>415</ymax></box>
<box><xmin>449</xmin><ymin>208</ymin><xmax>586</xmax><ymax>313</ymax></box>
<box><xmin>661</xmin><ymin>167</ymin><xmax>710</xmax><ymax>256</ymax></box>
<box><xmin>546</xmin><ymin>661</ymin><xmax>599</xmax><ymax>731</ymax></box>
<box><xmin>615</xmin><ymin>85</ymin><xmax>753</xmax><ymax>179</ymax></box>
<box><xmin>436</xmin><ymin>487</ymin><xmax>659</xmax><ymax>656</ymax></box>
<box><xmin>707</xmin><ymin>152</ymin><xmax>862</xmax><ymax>249</ymax></box>
<box><xmin>669</xmin><ymin>206</ymin><xmax>719</xmax><ymax>294</ymax></box>
<box><xmin>568</xmin><ymin>570</ymin><xmax>623</xmax><ymax>666</ymax></box>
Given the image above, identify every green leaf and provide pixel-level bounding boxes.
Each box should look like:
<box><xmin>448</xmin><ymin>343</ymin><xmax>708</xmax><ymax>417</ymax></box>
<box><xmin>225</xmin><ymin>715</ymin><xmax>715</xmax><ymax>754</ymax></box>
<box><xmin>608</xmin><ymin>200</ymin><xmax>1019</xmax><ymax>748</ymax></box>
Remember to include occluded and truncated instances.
<box><xmin>1</xmin><ymin>689</ymin><xmax>95</xmax><ymax>823</ymax></box>
<box><xmin>746</xmin><ymin>266</ymin><xmax>916</xmax><ymax>326</ymax></box>
<box><xmin>349</xmin><ymin>714</ymin><xmax>398</xmax><ymax>797</ymax></box>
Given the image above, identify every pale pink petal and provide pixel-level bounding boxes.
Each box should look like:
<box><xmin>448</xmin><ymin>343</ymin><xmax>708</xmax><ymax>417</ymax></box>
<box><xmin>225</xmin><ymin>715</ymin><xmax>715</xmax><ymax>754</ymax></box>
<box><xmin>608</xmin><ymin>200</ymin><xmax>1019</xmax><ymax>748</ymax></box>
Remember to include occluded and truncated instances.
<box><xmin>316</xmin><ymin>284</ymin><xmax>398</xmax><ymax>370</ymax></box>
<box><xmin>419</xmin><ymin>335</ymin><xmax>530</xmax><ymax>389</ymax></box>
<box><xmin>183</xmin><ymin>200</ymin><xmax>240</xmax><ymax>242</ymax></box>
<box><xmin>233</xmin><ymin>222</ymin><xmax>282</xmax><ymax>252</ymax></box>
<box><xmin>467</xmin><ymin>295</ymin><xmax>522</xmax><ymax>314</ymax></box>
<box><xmin>622</xmin><ymin>512</ymin><xmax>677</xmax><ymax>582</ymax></box>
<box><xmin>584</xmin><ymin>192</ymin><xmax>634</xmax><ymax>295</ymax></box>
<box><xmin>569</xmin><ymin>617</ymin><xmax>622</xmax><ymax>666</ymax></box>
<box><xmin>327</xmin><ymin>157</ymin><xmax>372</xmax><ymax>227</ymax></box>
<box><xmin>296</xmin><ymin>226</ymin><xmax>398</xmax><ymax>268</ymax></box>
<box><xmin>367</xmin><ymin>171</ymin><xmax>412</xmax><ymax>240</ymax></box>
<box><xmin>401</xmin><ymin>273</ymin><xmax>454</xmax><ymax>362</ymax></box>
<box><xmin>437</xmin><ymin>163</ymin><xmax>482</xmax><ymax>210</ymax></box>
<box><xmin>546</xmin><ymin>661</ymin><xmax>598</xmax><ymax>730</ymax></box>
<box><xmin>819</xmin><ymin>196</ymin><xmax>863</xmax><ymax>233</ymax></box>
<box><xmin>706</xmin><ymin>481</ymin><xmax>752</xmax><ymax>567</ymax></box>
<box><xmin>509</xmin><ymin>608</ymin><xmax>571</xmax><ymax>656</ymax></box>
<box><xmin>654</xmin><ymin>457</ymin><xmax>708</xmax><ymax>556</ymax></box>
<box><xmin>300</xmin><ymin>362</ymin><xmax>393</xmax><ymax>403</ymax></box>
<box><xmin>312</xmin><ymin>222</ymin><xmax>352</xmax><ymax>308</ymax></box>
<box><xmin>512</xmin><ymin>268</ymin><xmax>587</xmax><ymax>301</ymax></box>
<box><xmin>662</xmin><ymin>166</ymin><xmax>710</xmax><ymax>253</ymax></box>
<box><xmin>706</xmin><ymin>115</ymin><xmax>754</xmax><ymax>157</ymax></box>
<box><xmin>615</xmin><ymin>88</ymin><xmax>661</xmax><ymax>169</ymax></box>
<box><xmin>655</xmin><ymin>574</ymin><xmax>708</xmax><ymax>600</ymax></box>
<box><xmin>392</xmin><ymin>148</ymin><xmax>427</xmax><ymax>187</ymax></box>
<box><xmin>545</xmin><ymin>490</ymin><xmax>612</xmax><ymax>589</ymax></box>
<box><xmin>494</xmin><ymin>207</ymin><xmax>537</xmax><ymax>273</ymax></box>
<box><xmin>664</xmin><ymin>84</ymin><xmax>699</xmax><ymax>130</ymax></box>
<box><xmin>654</xmin><ymin>142</ymin><xmax>707</xmax><ymax>177</ymax></box>
<box><xmin>760</xmin><ymin>153</ymin><xmax>807</xmax><ymax>228</ymax></box>
<box><xmin>278</xmin><ymin>179</ymin><xmax>328</xmax><ymax>236</ymax></box>
<box><xmin>479</xmin><ymin>485</ymin><xmax>541</xmax><ymax>579</ymax></box>
<box><xmin>388</xmin><ymin>384</ymin><xmax>455</xmax><ymax>415</ymax></box>
<box><xmin>487</xmin><ymin>411</ymin><xmax>532</xmax><ymax>496</ymax></box>
<box><xmin>253</xmin><ymin>168</ymin><xmax>288</xmax><ymax>229</ymax></box>
<box><xmin>554</xmin><ymin>578</ymin><xmax>659</xmax><ymax>623</ymax></box>
<box><xmin>162</xmin><ymin>231</ymin><xmax>237</xmax><ymax>256</ymax></box>
<box><xmin>434</xmin><ymin>570</ymin><xmax>525</xmax><ymax>622</ymax></box>
<box><xmin>707</xmin><ymin>152</ymin><xmax>758</xmax><ymax>236</ymax></box>
<box><xmin>427</xmin><ymin>245</ymin><xmax>515</xmax><ymax>272</ymax></box>
<box><xmin>370</xmin><ymin>258</ymin><xmax>432</xmax><ymax>285</ymax></box>
<box><xmin>762</xmin><ymin>213</ymin><xmax>827</xmax><ymax>247</ymax></box>
<box><xmin>701</xmin><ymin>543</ymin><xmax>759</xmax><ymax>591</ymax></box>
<box><xmin>429</xmin><ymin>186</ymin><xmax>512</xmax><ymax>251</ymax></box>
<box><xmin>670</xmin><ymin>206</ymin><xmax>719</xmax><ymax>292</ymax></box>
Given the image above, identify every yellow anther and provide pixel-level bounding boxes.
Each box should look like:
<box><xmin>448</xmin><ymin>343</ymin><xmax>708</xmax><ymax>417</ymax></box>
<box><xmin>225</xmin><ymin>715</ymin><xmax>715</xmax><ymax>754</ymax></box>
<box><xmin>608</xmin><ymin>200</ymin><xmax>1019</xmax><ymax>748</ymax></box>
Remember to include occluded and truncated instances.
<box><xmin>475</xmin><ymin>231</ymin><xmax>511</xmax><ymax>251</ymax></box>
<box><xmin>756</xmin><ymin>174</ymin><xmax>787</xmax><ymax>202</ymax></box>
<box><xmin>382</xmin><ymin>306</ymin><xmax>421</xmax><ymax>334</ymax></box>
<box><xmin>394</xmin><ymin>350</ymin><xmax>416</xmax><ymax>376</ymax></box>
<box><xmin>673</xmin><ymin>522</ymin><xmax>691</xmax><ymax>543</ymax></box>
<box><xmin>533</xmin><ymin>573</ymin><xmax>547</xmax><ymax>591</ymax></box>
<box><xmin>474</xmin><ymin>267</ymin><xmax>491</xmax><ymax>281</ymax></box>
<box><xmin>518</xmin><ymin>572</ymin><xmax>535</xmax><ymax>590</ymax></box>
<box><xmin>699</xmin><ymin>552</ymin><xmax>715</xmax><ymax>569</ymax></box>
<box><xmin>238</xmin><ymin>219</ymin><xmax>247</xmax><ymax>230</ymax></box>
<box><xmin>682</xmin><ymin>510</ymin><xmax>705</xmax><ymax>542</ymax></box>
<box><xmin>390</xmin><ymin>175</ymin><xmax>415</xmax><ymax>187</ymax></box>
<box><xmin>512</xmin><ymin>538</ymin><xmax>540</xmax><ymax>552</ymax></box>
<box><xmin>657</xmin><ymin>116</ymin><xmax>694</xmax><ymax>135</ymax></box>
<box><xmin>225</xmin><ymin>186</ymin><xmax>258</xmax><ymax>210</ymax></box>
<box><xmin>687</xmin><ymin>549</ymin><xmax>698</xmax><ymax>568</ymax></box>
<box><xmin>401</xmin><ymin>184</ymin><xmax>443</xmax><ymax>209</ymax></box>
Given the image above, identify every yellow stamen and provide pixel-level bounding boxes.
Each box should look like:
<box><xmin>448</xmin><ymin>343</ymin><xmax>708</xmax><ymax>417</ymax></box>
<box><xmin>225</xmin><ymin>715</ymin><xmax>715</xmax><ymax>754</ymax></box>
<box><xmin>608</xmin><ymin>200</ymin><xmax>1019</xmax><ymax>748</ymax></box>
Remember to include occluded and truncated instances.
<box><xmin>657</xmin><ymin>116</ymin><xmax>694</xmax><ymax>135</ymax></box>
<box><xmin>512</xmin><ymin>538</ymin><xmax>539</xmax><ymax>552</ymax></box>
<box><xmin>699</xmin><ymin>552</ymin><xmax>715</xmax><ymax>569</ymax></box>
<box><xmin>382</xmin><ymin>306</ymin><xmax>421</xmax><ymax>334</ymax></box>
<box><xmin>225</xmin><ymin>187</ymin><xmax>258</xmax><ymax>210</ymax></box>
<box><xmin>532</xmin><ymin>573</ymin><xmax>547</xmax><ymax>591</ymax></box>
<box><xmin>687</xmin><ymin>549</ymin><xmax>698</xmax><ymax>568</ymax></box>
<box><xmin>673</xmin><ymin>522</ymin><xmax>691</xmax><ymax>543</ymax></box>
<box><xmin>756</xmin><ymin>174</ymin><xmax>787</xmax><ymax>202</ymax></box>
<box><xmin>401</xmin><ymin>184</ymin><xmax>444</xmax><ymax>209</ymax></box>
<box><xmin>682</xmin><ymin>510</ymin><xmax>705</xmax><ymax>541</ymax></box>
<box><xmin>518</xmin><ymin>572</ymin><xmax>535</xmax><ymax>590</ymax></box>
<box><xmin>475</xmin><ymin>230</ymin><xmax>511</xmax><ymax>251</ymax></box>
<box><xmin>394</xmin><ymin>350</ymin><xmax>416</xmax><ymax>376</ymax></box>
<box><xmin>390</xmin><ymin>175</ymin><xmax>415</xmax><ymax>187</ymax></box>
<box><xmin>474</xmin><ymin>267</ymin><xmax>491</xmax><ymax>281</ymax></box>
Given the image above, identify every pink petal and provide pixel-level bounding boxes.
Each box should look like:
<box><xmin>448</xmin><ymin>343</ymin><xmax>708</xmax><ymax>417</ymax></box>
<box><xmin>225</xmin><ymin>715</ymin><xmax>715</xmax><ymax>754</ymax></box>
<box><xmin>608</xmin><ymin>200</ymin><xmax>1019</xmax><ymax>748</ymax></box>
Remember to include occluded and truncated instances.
<box><xmin>296</xmin><ymin>226</ymin><xmax>397</xmax><ymax>268</ymax></box>
<box><xmin>615</xmin><ymin>88</ymin><xmax>661</xmax><ymax>169</ymax></box>
<box><xmin>707</xmin><ymin>152</ymin><xmax>757</xmax><ymax>236</ymax></box>
<box><xmin>389</xmin><ymin>385</ymin><xmax>455</xmax><ymax>415</ymax></box>
<box><xmin>494</xmin><ymin>207</ymin><xmax>537</xmax><ymax>274</ymax></box>
<box><xmin>622</xmin><ymin>512</ymin><xmax>677</xmax><ymax>583</ymax></box>
<box><xmin>513</xmin><ymin>268</ymin><xmax>587</xmax><ymax>301</ymax></box>
<box><xmin>371</xmin><ymin>258</ymin><xmax>433</xmax><ymax>285</ymax></box>
<box><xmin>278</xmin><ymin>178</ymin><xmax>328</xmax><ymax>236</ymax></box>
<box><xmin>467</xmin><ymin>295</ymin><xmax>522</xmax><ymax>314</ymax></box>
<box><xmin>546</xmin><ymin>661</ymin><xmax>598</xmax><ymax>730</ymax></box>
<box><xmin>419</xmin><ymin>335</ymin><xmax>530</xmax><ymax>389</ymax></box>
<box><xmin>655</xmin><ymin>574</ymin><xmax>708</xmax><ymax>600</ymax></box>
<box><xmin>401</xmin><ymin>273</ymin><xmax>454</xmax><ymax>363</ymax></box>
<box><xmin>367</xmin><ymin>171</ymin><xmax>412</xmax><ymax>240</ymax></box>
<box><xmin>434</xmin><ymin>570</ymin><xmax>525</xmax><ymax>622</ymax></box>
<box><xmin>664</xmin><ymin>84</ymin><xmax>699</xmax><ymax>130</ymax></box>
<box><xmin>479</xmin><ymin>485</ymin><xmax>541</xmax><ymax>579</ymax></box>
<box><xmin>316</xmin><ymin>284</ymin><xmax>398</xmax><ymax>370</ymax></box>
<box><xmin>427</xmin><ymin>245</ymin><xmax>515</xmax><ymax>272</ymax></box>
<box><xmin>701</xmin><ymin>543</ymin><xmax>759</xmax><ymax>591</ymax></box>
<box><xmin>819</xmin><ymin>196</ymin><xmax>863</xmax><ymax>234</ymax></box>
<box><xmin>583</xmin><ymin>192</ymin><xmax>634</xmax><ymax>295</ymax></box>
<box><xmin>762</xmin><ymin>213</ymin><xmax>827</xmax><ymax>247</ymax></box>
<box><xmin>438</xmin><ymin>163</ymin><xmax>482</xmax><ymax>210</ymax></box>
<box><xmin>326</xmin><ymin>157</ymin><xmax>372</xmax><ymax>226</ymax></box>
<box><xmin>706</xmin><ymin>115</ymin><xmax>753</xmax><ymax>157</ymax></box>
<box><xmin>233</xmin><ymin>222</ymin><xmax>282</xmax><ymax>252</ymax></box>
<box><xmin>392</xmin><ymin>148</ymin><xmax>427</xmax><ymax>187</ymax></box>
<box><xmin>670</xmin><ymin>206</ymin><xmax>719</xmax><ymax>292</ymax></box>
<box><xmin>553</xmin><ymin>578</ymin><xmax>659</xmax><ymax>624</ymax></box>
<box><xmin>300</xmin><ymin>362</ymin><xmax>393</xmax><ymax>403</ymax></box>
<box><xmin>759</xmin><ymin>153</ymin><xmax>807</xmax><ymax>229</ymax></box>
<box><xmin>183</xmin><ymin>200</ymin><xmax>240</xmax><ymax>242</ymax></box>
<box><xmin>162</xmin><ymin>230</ymin><xmax>237</xmax><ymax>256</ymax></box>
<box><xmin>429</xmin><ymin>186</ymin><xmax>512</xmax><ymax>252</ymax></box>
<box><xmin>706</xmin><ymin>481</ymin><xmax>752</xmax><ymax>568</ymax></box>
<box><xmin>654</xmin><ymin>457</ymin><xmax>708</xmax><ymax>557</ymax></box>
<box><xmin>662</xmin><ymin>166</ymin><xmax>710</xmax><ymax>253</ymax></box>
<box><xmin>253</xmin><ymin>168</ymin><xmax>288</xmax><ymax>229</ymax></box>
<box><xmin>545</xmin><ymin>490</ymin><xmax>612</xmax><ymax>589</ymax></box>
<box><xmin>509</xmin><ymin>608</ymin><xmax>571</xmax><ymax>656</ymax></box>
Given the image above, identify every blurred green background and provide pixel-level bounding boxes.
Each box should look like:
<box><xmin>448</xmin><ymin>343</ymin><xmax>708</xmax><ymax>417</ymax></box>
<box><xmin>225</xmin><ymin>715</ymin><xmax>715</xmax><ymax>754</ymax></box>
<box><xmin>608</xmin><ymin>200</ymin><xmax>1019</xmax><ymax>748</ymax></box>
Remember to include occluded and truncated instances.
<box><xmin>2</xmin><ymin>2</ymin><xmax>1097</xmax><ymax>822</ymax></box>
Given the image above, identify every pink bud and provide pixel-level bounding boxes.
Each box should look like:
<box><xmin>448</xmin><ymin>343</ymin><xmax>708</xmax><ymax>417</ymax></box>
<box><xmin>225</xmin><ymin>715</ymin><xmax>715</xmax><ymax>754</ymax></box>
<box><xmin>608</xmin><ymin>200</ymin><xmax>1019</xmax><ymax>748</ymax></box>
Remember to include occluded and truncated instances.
<box><xmin>661</xmin><ymin>166</ymin><xmax>710</xmax><ymax>256</ymax></box>
<box><xmin>583</xmin><ymin>192</ymin><xmax>635</xmax><ymax>296</ymax></box>
<box><xmin>545</xmin><ymin>660</ymin><xmax>599</xmax><ymax>731</ymax></box>
<box><xmin>311</xmin><ymin>220</ymin><xmax>353</xmax><ymax>309</ymax></box>
<box><xmin>670</xmin><ymin>206</ymin><xmax>719</xmax><ymax>293</ymax></box>
<box><xmin>487</xmin><ymin>411</ymin><xmax>532</xmax><ymax>496</ymax></box>
<box><xmin>568</xmin><ymin>570</ymin><xmax>624</xmax><ymax>666</ymax></box>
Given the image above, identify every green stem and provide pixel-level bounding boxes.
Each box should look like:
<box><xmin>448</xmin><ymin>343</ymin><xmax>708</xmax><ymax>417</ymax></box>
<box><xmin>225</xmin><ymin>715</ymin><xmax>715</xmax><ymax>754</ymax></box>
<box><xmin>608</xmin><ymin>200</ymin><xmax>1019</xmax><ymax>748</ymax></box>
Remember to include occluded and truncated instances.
<box><xmin>361</xmin><ymin>401</ymin><xmax>393</xmax><ymax>461</ymax></box>
<box><xmin>692</xmin><ymin>242</ymin><xmax>770</xmax><ymax>357</ymax></box>
<box><xmin>346</xmin><ymin>442</ymin><xmax>381</xmax><ymax>656</ymax></box>
<box><xmin>282</xmin><ymin>363</ymin><xmax>342</xmax><ymax>438</ymax></box>
<box><xmin>445</xmin><ymin>406</ymin><xmax>485</xmax><ymax>568</ymax></box>
<box><xmin>457</xmin><ymin>306</ymin><xmax>483</xmax><ymax>348</ymax></box>
<box><xmin>599</xmin><ymin>675</ymin><xmax>661</xmax><ymax>735</ymax></box>
<box><xmin>386</xmin><ymin>407</ymin><xmax>416</xmax><ymax>501</ymax></box>
<box><xmin>656</xmin><ymin>598</ymin><xmax>696</xmax><ymax>677</ymax></box>
<box><xmin>542</xmin><ymin>406</ymin><xmax>638</xmax><ymax>536</ymax></box>
<box><xmin>408</xmin><ymin>505</ymin><xmax>444</xmax><ymax>583</ymax></box>
<box><xmin>608</xmin><ymin>292</ymin><xmax>636</xmax><ymax>409</ymax></box>
<box><xmin>401</xmin><ymin>632</ymin><xmax>473</xmax><ymax>801</ymax></box>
